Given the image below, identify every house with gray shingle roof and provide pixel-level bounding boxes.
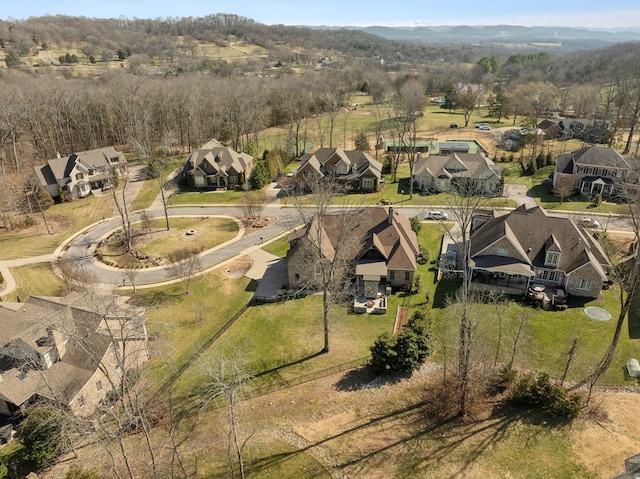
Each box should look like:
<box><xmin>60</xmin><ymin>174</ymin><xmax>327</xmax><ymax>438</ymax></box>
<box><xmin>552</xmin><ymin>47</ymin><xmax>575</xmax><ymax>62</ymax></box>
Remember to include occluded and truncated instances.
<box><xmin>286</xmin><ymin>207</ymin><xmax>419</xmax><ymax>303</ymax></box>
<box><xmin>469</xmin><ymin>205</ymin><xmax>610</xmax><ymax>298</ymax></box>
<box><xmin>553</xmin><ymin>146</ymin><xmax>631</xmax><ymax>197</ymax></box>
<box><xmin>294</xmin><ymin>148</ymin><xmax>382</xmax><ymax>192</ymax></box>
<box><xmin>33</xmin><ymin>146</ymin><xmax>128</xmax><ymax>200</ymax></box>
<box><xmin>182</xmin><ymin>139</ymin><xmax>253</xmax><ymax>189</ymax></box>
<box><xmin>414</xmin><ymin>152</ymin><xmax>503</xmax><ymax>196</ymax></box>
<box><xmin>0</xmin><ymin>293</ymin><xmax>148</xmax><ymax>418</ymax></box>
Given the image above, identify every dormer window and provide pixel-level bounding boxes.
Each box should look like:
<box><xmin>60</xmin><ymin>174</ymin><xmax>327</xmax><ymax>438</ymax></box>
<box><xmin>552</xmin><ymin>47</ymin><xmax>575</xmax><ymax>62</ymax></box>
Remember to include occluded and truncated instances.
<box><xmin>75</xmin><ymin>173</ymin><xmax>84</xmax><ymax>180</ymax></box>
<box><xmin>545</xmin><ymin>252</ymin><xmax>560</xmax><ymax>266</ymax></box>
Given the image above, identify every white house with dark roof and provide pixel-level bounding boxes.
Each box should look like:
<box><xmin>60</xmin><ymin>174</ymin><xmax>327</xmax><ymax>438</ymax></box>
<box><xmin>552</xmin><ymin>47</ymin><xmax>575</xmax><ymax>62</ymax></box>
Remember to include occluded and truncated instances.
<box><xmin>182</xmin><ymin>139</ymin><xmax>253</xmax><ymax>189</ymax></box>
<box><xmin>33</xmin><ymin>146</ymin><xmax>128</xmax><ymax>200</ymax></box>
<box><xmin>414</xmin><ymin>152</ymin><xmax>503</xmax><ymax>196</ymax></box>
<box><xmin>468</xmin><ymin>205</ymin><xmax>610</xmax><ymax>298</ymax></box>
<box><xmin>294</xmin><ymin>147</ymin><xmax>382</xmax><ymax>192</ymax></box>
<box><xmin>553</xmin><ymin>146</ymin><xmax>631</xmax><ymax>197</ymax></box>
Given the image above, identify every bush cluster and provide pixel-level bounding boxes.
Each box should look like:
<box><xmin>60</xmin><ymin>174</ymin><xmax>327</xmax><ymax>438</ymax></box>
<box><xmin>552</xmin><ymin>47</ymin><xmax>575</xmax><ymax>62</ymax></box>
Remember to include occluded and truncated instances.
<box><xmin>507</xmin><ymin>372</ymin><xmax>582</xmax><ymax>422</ymax></box>
<box><xmin>370</xmin><ymin>310</ymin><xmax>432</xmax><ymax>375</ymax></box>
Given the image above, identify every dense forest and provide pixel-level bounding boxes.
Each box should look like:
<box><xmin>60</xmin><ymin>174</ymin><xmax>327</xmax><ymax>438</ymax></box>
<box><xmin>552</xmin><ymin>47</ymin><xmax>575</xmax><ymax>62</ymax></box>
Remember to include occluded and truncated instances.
<box><xmin>0</xmin><ymin>14</ymin><xmax>640</xmax><ymax>193</ymax></box>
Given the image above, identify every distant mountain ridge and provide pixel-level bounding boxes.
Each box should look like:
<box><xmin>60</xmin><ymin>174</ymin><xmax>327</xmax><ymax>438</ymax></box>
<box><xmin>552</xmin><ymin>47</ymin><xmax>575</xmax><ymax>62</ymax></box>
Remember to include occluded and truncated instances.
<box><xmin>310</xmin><ymin>24</ymin><xmax>640</xmax><ymax>49</ymax></box>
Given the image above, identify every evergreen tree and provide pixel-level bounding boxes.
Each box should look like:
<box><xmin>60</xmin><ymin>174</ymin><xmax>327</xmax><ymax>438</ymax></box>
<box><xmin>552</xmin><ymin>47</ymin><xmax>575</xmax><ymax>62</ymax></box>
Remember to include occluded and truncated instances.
<box><xmin>249</xmin><ymin>160</ymin><xmax>271</xmax><ymax>189</ymax></box>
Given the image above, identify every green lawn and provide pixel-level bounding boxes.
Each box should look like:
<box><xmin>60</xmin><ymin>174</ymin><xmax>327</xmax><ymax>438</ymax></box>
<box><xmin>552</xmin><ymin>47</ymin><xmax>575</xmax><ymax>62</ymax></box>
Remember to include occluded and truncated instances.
<box><xmin>130</xmin><ymin>158</ymin><xmax>184</xmax><ymax>211</ymax></box>
<box><xmin>134</xmin><ymin>271</ymin><xmax>254</xmax><ymax>391</ymax></box>
<box><xmin>7</xmin><ymin>263</ymin><xmax>66</xmax><ymax>301</ymax></box>
<box><xmin>262</xmin><ymin>237</ymin><xmax>290</xmax><ymax>258</ymax></box>
<box><xmin>168</xmin><ymin>188</ymin><xmax>249</xmax><ymax>205</ymax></box>
<box><xmin>0</xmin><ymin>194</ymin><xmax>114</xmax><ymax>260</ymax></box>
<box><xmin>96</xmin><ymin>217</ymin><xmax>239</xmax><ymax>267</ymax></box>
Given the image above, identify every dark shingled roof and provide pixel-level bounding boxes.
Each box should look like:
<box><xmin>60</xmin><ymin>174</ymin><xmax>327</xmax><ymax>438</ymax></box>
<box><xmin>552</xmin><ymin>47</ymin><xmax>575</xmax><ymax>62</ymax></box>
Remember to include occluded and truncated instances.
<box><xmin>470</xmin><ymin>205</ymin><xmax>609</xmax><ymax>277</ymax></box>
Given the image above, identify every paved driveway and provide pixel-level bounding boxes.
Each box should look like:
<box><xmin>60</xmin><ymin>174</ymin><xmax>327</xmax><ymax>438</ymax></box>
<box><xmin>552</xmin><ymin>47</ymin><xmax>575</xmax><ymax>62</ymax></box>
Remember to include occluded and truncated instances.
<box><xmin>503</xmin><ymin>184</ymin><xmax>537</xmax><ymax>208</ymax></box>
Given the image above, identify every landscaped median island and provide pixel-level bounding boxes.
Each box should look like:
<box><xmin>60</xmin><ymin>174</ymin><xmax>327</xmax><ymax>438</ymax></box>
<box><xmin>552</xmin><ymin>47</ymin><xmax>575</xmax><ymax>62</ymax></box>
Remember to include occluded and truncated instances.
<box><xmin>95</xmin><ymin>216</ymin><xmax>239</xmax><ymax>268</ymax></box>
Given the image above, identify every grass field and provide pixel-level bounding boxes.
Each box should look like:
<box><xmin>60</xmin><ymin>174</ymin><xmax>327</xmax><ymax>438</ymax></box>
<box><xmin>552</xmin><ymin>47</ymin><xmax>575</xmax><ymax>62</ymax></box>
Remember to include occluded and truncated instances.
<box><xmin>6</xmin><ymin>263</ymin><xmax>66</xmax><ymax>301</ymax></box>
<box><xmin>96</xmin><ymin>217</ymin><xmax>239</xmax><ymax>267</ymax></box>
<box><xmin>0</xmin><ymin>194</ymin><xmax>114</xmax><ymax>260</ymax></box>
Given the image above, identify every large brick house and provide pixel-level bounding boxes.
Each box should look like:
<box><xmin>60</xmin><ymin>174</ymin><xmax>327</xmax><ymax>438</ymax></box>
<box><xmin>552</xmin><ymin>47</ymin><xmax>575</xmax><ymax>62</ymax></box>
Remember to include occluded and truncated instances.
<box><xmin>33</xmin><ymin>146</ymin><xmax>128</xmax><ymax>200</ymax></box>
<box><xmin>294</xmin><ymin>148</ymin><xmax>382</xmax><ymax>192</ymax></box>
<box><xmin>469</xmin><ymin>205</ymin><xmax>610</xmax><ymax>298</ymax></box>
<box><xmin>414</xmin><ymin>152</ymin><xmax>503</xmax><ymax>196</ymax></box>
<box><xmin>0</xmin><ymin>293</ymin><xmax>148</xmax><ymax>418</ymax></box>
<box><xmin>182</xmin><ymin>139</ymin><xmax>253</xmax><ymax>189</ymax></box>
<box><xmin>286</xmin><ymin>207</ymin><xmax>419</xmax><ymax>296</ymax></box>
<box><xmin>553</xmin><ymin>146</ymin><xmax>631</xmax><ymax>197</ymax></box>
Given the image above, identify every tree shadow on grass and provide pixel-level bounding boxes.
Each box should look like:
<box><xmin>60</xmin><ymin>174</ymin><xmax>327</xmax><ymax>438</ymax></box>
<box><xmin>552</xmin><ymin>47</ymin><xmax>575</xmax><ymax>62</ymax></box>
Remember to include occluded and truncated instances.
<box><xmin>432</xmin><ymin>278</ymin><xmax>461</xmax><ymax>308</ymax></box>
<box><xmin>335</xmin><ymin>365</ymin><xmax>411</xmax><ymax>392</ymax></box>
<box><xmin>628</xmin><ymin>282</ymin><xmax>640</xmax><ymax>339</ymax></box>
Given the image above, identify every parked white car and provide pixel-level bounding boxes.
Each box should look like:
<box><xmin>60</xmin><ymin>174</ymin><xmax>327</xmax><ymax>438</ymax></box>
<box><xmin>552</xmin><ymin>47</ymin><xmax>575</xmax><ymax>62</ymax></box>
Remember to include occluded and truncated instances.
<box><xmin>426</xmin><ymin>210</ymin><xmax>448</xmax><ymax>220</ymax></box>
<box><xmin>475</xmin><ymin>123</ymin><xmax>491</xmax><ymax>131</ymax></box>
<box><xmin>579</xmin><ymin>217</ymin><xmax>601</xmax><ymax>228</ymax></box>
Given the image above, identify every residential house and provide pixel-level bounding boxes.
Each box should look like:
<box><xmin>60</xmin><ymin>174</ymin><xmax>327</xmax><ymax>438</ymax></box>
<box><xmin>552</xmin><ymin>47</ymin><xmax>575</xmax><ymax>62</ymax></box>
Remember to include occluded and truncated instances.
<box><xmin>413</xmin><ymin>152</ymin><xmax>503</xmax><ymax>196</ymax></box>
<box><xmin>558</xmin><ymin>119</ymin><xmax>611</xmax><ymax>143</ymax></box>
<box><xmin>182</xmin><ymin>139</ymin><xmax>253</xmax><ymax>189</ymax></box>
<box><xmin>468</xmin><ymin>205</ymin><xmax>610</xmax><ymax>299</ymax></box>
<box><xmin>553</xmin><ymin>146</ymin><xmax>631</xmax><ymax>197</ymax></box>
<box><xmin>0</xmin><ymin>293</ymin><xmax>148</xmax><ymax>418</ymax></box>
<box><xmin>286</xmin><ymin>207</ymin><xmax>419</xmax><ymax>310</ymax></box>
<box><xmin>295</xmin><ymin>147</ymin><xmax>382</xmax><ymax>192</ymax></box>
<box><xmin>33</xmin><ymin>146</ymin><xmax>128</xmax><ymax>200</ymax></box>
<box><xmin>537</xmin><ymin>120</ymin><xmax>561</xmax><ymax>140</ymax></box>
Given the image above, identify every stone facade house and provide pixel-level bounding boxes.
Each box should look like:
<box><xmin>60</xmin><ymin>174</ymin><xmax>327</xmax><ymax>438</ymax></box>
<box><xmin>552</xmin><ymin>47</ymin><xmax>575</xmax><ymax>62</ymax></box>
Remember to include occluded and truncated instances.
<box><xmin>0</xmin><ymin>293</ymin><xmax>148</xmax><ymax>418</ymax></box>
<box><xmin>553</xmin><ymin>146</ymin><xmax>631</xmax><ymax>197</ymax></box>
<box><xmin>469</xmin><ymin>205</ymin><xmax>610</xmax><ymax>299</ymax></box>
<box><xmin>182</xmin><ymin>139</ymin><xmax>253</xmax><ymax>189</ymax></box>
<box><xmin>295</xmin><ymin>148</ymin><xmax>382</xmax><ymax>192</ymax></box>
<box><xmin>414</xmin><ymin>152</ymin><xmax>503</xmax><ymax>196</ymax></box>
<box><xmin>33</xmin><ymin>146</ymin><xmax>128</xmax><ymax>200</ymax></box>
<box><xmin>286</xmin><ymin>207</ymin><xmax>419</xmax><ymax>297</ymax></box>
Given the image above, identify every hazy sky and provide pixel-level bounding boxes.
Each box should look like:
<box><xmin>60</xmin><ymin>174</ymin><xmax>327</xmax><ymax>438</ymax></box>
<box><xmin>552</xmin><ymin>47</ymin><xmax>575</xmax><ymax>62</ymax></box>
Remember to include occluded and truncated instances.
<box><xmin>3</xmin><ymin>0</ymin><xmax>640</xmax><ymax>28</ymax></box>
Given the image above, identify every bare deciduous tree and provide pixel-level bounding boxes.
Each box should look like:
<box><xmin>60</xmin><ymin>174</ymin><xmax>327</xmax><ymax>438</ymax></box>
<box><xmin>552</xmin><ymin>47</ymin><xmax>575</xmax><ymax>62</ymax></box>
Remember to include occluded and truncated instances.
<box><xmin>198</xmin><ymin>349</ymin><xmax>254</xmax><ymax>479</ymax></box>
<box><xmin>165</xmin><ymin>248</ymin><xmax>202</xmax><ymax>294</ymax></box>
<box><xmin>237</xmin><ymin>191</ymin><xmax>266</xmax><ymax>227</ymax></box>
<box><xmin>291</xmin><ymin>178</ymin><xmax>364</xmax><ymax>354</ymax></box>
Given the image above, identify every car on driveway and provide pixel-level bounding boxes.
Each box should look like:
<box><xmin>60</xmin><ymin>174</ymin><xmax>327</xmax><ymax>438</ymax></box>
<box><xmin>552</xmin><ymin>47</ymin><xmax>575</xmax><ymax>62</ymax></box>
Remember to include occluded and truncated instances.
<box><xmin>579</xmin><ymin>217</ymin><xmax>601</xmax><ymax>228</ymax></box>
<box><xmin>475</xmin><ymin>123</ymin><xmax>491</xmax><ymax>131</ymax></box>
<box><xmin>426</xmin><ymin>210</ymin><xmax>448</xmax><ymax>220</ymax></box>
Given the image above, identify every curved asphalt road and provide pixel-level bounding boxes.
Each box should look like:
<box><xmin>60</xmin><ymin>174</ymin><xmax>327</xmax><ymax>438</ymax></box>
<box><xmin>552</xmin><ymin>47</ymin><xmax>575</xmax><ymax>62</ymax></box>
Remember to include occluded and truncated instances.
<box><xmin>61</xmin><ymin>205</ymin><xmax>302</xmax><ymax>288</ymax></box>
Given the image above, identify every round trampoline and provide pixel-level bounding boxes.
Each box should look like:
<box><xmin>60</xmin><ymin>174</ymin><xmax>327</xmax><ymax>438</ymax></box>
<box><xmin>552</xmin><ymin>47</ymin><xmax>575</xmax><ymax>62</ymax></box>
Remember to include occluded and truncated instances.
<box><xmin>584</xmin><ymin>306</ymin><xmax>611</xmax><ymax>321</ymax></box>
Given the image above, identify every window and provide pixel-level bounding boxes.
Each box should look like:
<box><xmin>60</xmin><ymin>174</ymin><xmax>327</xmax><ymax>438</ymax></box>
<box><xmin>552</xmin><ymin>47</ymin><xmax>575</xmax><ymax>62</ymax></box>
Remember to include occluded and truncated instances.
<box><xmin>229</xmin><ymin>175</ymin><xmax>238</xmax><ymax>184</ymax></box>
<box><xmin>194</xmin><ymin>176</ymin><xmax>205</xmax><ymax>186</ymax></box>
<box><xmin>575</xmin><ymin>278</ymin><xmax>591</xmax><ymax>290</ymax></box>
<box><xmin>545</xmin><ymin>252</ymin><xmax>559</xmax><ymax>266</ymax></box>
<box><xmin>294</xmin><ymin>273</ymin><xmax>299</xmax><ymax>281</ymax></box>
<box><xmin>363</xmin><ymin>178</ymin><xmax>374</xmax><ymax>189</ymax></box>
<box><xmin>96</xmin><ymin>381</ymin><xmax>102</xmax><ymax>391</ymax></box>
<box><xmin>405</xmin><ymin>271</ymin><xmax>410</xmax><ymax>281</ymax></box>
<box><xmin>497</xmin><ymin>247</ymin><xmax>508</xmax><ymax>257</ymax></box>
<box><xmin>75</xmin><ymin>173</ymin><xmax>84</xmax><ymax>180</ymax></box>
<box><xmin>389</xmin><ymin>271</ymin><xmax>395</xmax><ymax>280</ymax></box>
<box><xmin>77</xmin><ymin>396</ymin><xmax>85</xmax><ymax>406</ymax></box>
<box><xmin>110</xmin><ymin>157</ymin><xmax>119</xmax><ymax>164</ymax></box>
<box><xmin>537</xmin><ymin>270</ymin><xmax>560</xmax><ymax>282</ymax></box>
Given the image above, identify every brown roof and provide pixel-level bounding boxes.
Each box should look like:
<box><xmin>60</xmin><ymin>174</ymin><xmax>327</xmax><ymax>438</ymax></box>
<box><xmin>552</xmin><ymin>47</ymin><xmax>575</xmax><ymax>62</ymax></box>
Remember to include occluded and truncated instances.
<box><xmin>183</xmin><ymin>140</ymin><xmax>253</xmax><ymax>176</ymax></box>
<box><xmin>415</xmin><ymin>152</ymin><xmax>502</xmax><ymax>180</ymax></box>
<box><xmin>289</xmin><ymin>207</ymin><xmax>419</xmax><ymax>272</ymax></box>
<box><xmin>0</xmin><ymin>294</ymin><xmax>145</xmax><ymax>411</ymax></box>
<box><xmin>470</xmin><ymin>205</ymin><xmax>609</xmax><ymax>277</ymax></box>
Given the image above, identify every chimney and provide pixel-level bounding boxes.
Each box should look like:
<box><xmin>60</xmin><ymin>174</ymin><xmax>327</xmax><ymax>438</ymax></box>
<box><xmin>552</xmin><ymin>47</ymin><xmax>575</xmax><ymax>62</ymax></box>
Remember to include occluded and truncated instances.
<box><xmin>388</xmin><ymin>207</ymin><xmax>394</xmax><ymax>225</ymax></box>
